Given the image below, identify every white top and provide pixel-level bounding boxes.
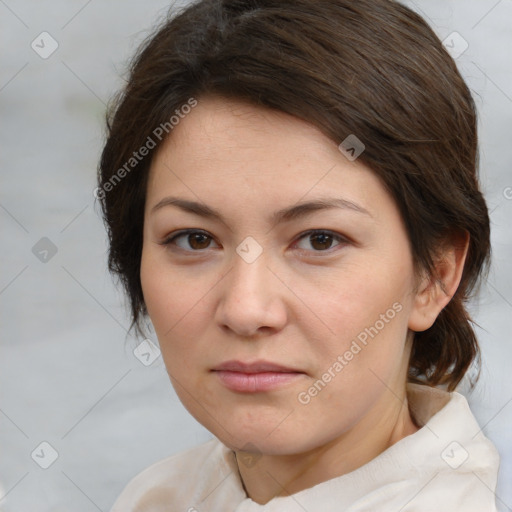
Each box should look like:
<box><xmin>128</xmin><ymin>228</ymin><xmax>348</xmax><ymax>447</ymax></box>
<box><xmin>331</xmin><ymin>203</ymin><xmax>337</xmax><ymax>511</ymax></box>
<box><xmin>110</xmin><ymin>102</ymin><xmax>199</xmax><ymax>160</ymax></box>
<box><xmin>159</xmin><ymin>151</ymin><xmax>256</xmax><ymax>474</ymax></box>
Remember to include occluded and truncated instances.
<box><xmin>111</xmin><ymin>384</ymin><xmax>500</xmax><ymax>511</ymax></box>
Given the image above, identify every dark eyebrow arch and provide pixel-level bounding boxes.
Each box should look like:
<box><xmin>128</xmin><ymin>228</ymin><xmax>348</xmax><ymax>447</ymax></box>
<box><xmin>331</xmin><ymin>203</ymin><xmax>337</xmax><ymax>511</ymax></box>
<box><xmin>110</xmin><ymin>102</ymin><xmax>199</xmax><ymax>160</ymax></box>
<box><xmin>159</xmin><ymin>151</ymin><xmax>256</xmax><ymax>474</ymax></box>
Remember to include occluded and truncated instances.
<box><xmin>150</xmin><ymin>196</ymin><xmax>372</xmax><ymax>226</ymax></box>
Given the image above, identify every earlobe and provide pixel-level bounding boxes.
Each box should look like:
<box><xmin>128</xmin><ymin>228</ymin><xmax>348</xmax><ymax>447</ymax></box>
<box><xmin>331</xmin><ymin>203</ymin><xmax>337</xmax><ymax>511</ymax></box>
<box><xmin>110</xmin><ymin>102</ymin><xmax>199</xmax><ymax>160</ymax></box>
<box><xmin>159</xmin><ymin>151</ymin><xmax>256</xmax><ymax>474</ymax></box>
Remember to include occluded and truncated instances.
<box><xmin>408</xmin><ymin>231</ymin><xmax>470</xmax><ymax>332</ymax></box>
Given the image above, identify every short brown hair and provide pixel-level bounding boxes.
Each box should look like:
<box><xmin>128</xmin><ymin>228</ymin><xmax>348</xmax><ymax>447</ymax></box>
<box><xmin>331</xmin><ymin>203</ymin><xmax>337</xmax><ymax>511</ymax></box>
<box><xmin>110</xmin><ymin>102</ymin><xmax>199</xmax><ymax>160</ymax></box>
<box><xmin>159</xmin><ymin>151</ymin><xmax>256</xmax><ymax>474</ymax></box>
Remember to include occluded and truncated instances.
<box><xmin>98</xmin><ymin>0</ymin><xmax>490</xmax><ymax>391</ymax></box>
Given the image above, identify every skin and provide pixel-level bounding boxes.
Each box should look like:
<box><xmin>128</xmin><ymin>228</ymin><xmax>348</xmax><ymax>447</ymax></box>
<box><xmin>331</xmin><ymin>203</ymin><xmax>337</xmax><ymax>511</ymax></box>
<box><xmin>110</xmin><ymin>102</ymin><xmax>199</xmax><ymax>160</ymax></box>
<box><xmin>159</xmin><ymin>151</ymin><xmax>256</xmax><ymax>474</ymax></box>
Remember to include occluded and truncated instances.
<box><xmin>140</xmin><ymin>95</ymin><xmax>468</xmax><ymax>504</ymax></box>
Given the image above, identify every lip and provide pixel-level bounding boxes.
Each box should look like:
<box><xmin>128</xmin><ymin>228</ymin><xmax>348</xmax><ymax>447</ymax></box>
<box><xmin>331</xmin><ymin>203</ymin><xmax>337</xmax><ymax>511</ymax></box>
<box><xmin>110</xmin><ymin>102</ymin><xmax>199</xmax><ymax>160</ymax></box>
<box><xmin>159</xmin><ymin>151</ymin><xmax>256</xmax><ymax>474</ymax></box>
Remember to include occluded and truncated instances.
<box><xmin>213</xmin><ymin>360</ymin><xmax>302</xmax><ymax>373</ymax></box>
<box><xmin>212</xmin><ymin>360</ymin><xmax>305</xmax><ymax>393</ymax></box>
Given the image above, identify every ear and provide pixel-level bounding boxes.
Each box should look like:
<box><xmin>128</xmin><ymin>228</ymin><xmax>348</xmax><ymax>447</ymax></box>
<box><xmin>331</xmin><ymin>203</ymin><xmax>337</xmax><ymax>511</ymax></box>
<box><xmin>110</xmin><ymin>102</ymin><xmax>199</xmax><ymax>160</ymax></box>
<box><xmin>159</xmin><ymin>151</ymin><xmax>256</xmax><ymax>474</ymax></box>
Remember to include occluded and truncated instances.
<box><xmin>408</xmin><ymin>231</ymin><xmax>470</xmax><ymax>332</ymax></box>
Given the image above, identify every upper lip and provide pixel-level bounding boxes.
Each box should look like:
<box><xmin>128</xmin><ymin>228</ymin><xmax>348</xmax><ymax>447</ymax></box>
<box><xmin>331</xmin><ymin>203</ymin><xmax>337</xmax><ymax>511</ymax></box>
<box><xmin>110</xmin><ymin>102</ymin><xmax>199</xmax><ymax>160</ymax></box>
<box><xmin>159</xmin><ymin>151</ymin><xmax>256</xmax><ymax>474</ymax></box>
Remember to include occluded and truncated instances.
<box><xmin>212</xmin><ymin>360</ymin><xmax>303</xmax><ymax>374</ymax></box>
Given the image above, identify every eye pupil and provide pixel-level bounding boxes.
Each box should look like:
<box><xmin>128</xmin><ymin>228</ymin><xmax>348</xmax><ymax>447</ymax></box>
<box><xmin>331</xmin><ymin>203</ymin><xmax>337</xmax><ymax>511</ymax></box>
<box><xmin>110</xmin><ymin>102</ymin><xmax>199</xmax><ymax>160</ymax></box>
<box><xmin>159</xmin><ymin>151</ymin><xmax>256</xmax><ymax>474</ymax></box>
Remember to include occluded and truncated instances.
<box><xmin>189</xmin><ymin>233</ymin><xmax>210</xmax><ymax>250</ymax></box>
<box><xmin>310</xmin><ymin>233</ymin><xmax>333</xmax><ymax>250</ymax></box>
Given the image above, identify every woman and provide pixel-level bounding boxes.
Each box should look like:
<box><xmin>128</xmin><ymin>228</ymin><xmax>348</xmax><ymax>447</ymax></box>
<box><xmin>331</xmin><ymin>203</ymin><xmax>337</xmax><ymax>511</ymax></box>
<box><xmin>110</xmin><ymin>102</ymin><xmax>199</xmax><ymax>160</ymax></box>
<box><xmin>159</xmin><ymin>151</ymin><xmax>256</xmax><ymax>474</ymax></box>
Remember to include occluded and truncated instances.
<box><xmin>98</xmin><ymin>0</ymin><xmax>500</xmax><ymax>510</ymax></box>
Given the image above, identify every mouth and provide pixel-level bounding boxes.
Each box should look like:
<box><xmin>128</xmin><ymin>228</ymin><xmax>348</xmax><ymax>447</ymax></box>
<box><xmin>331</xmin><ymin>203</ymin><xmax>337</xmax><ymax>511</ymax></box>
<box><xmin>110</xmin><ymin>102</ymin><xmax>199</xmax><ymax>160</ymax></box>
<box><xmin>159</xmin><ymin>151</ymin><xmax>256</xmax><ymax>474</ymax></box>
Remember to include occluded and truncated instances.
<box><xmin>211</xmin><ymin>360</ymin><xmax>306</xmax><ymax>393</ymax></box>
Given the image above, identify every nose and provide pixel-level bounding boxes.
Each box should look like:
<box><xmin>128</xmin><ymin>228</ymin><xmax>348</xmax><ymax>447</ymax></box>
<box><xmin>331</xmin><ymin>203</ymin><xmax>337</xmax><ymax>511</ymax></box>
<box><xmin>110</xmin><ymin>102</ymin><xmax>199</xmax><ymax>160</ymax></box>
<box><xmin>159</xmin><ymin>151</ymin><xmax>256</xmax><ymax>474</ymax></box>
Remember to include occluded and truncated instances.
<box><xmin>214</xmin><ymin>251</ymin><xmax>288</xmax><ymax>338</ymax></box>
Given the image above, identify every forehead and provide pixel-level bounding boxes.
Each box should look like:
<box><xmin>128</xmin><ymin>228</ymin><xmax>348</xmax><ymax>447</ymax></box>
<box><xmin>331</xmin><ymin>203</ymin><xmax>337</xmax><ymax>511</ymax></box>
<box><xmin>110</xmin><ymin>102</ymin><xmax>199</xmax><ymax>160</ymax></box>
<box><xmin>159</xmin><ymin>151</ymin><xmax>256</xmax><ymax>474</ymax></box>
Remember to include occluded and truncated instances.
<box><xmin>145</xmin><ymin>95</ymin><xmax>389</xmax><ymax>218</ymax></box>
<box><xmin>160</xmin><ymin>96</ymin><xmax>337</xmax><ymax>167</ymax></box>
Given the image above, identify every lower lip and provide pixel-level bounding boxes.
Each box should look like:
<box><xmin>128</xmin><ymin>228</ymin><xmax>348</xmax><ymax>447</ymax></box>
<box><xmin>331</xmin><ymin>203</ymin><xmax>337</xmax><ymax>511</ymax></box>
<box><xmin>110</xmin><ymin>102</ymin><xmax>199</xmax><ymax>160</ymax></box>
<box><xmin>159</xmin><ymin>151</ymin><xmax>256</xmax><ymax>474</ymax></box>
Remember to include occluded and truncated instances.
<box><xmin>214</xmin><ymin>371</ymin><xmax>303</xmax><ymax>392</ymax></box>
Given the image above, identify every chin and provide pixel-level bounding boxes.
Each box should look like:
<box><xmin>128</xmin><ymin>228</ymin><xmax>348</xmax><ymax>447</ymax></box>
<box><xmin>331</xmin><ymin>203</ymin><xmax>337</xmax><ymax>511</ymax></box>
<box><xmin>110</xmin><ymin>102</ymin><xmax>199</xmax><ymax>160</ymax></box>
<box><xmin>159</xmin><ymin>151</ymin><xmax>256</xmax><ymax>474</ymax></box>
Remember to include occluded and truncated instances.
<box><xmin>207</xmin><ymin>416</ymin><xmax>320</xmax><ymax>457</ymax></box>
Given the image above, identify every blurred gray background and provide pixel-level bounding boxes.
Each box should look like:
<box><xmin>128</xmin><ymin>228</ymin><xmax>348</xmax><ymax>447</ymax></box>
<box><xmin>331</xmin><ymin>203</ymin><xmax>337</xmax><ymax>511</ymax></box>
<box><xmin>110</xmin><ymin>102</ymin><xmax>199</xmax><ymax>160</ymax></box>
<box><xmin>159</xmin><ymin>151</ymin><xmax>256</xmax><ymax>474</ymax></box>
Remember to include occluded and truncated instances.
<box><xmin>1</xmin><ymin>0</ymin><xmax>511</xmax><ymax>510</ymax></box>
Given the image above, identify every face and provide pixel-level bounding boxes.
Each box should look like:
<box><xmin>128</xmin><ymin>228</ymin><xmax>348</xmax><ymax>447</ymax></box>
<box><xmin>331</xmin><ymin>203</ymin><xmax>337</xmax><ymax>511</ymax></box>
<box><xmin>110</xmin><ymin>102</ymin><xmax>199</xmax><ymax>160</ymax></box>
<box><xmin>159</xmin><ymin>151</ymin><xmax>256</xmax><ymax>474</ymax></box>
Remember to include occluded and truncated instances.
<box><xmin>140</xmin><ymin>96</ymin><xmax>420</xmax><ymax>455</ymax></box>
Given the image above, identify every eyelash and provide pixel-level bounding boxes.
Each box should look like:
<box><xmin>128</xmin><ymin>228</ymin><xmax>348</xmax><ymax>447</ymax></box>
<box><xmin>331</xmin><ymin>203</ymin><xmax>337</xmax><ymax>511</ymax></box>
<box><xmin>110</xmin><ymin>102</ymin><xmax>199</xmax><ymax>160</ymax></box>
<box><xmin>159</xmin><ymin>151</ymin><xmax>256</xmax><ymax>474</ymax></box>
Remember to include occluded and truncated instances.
<box><xmin>159</xmin><ymin>229</ymin><xmax>349</xmax><ymax>255</ymax></box>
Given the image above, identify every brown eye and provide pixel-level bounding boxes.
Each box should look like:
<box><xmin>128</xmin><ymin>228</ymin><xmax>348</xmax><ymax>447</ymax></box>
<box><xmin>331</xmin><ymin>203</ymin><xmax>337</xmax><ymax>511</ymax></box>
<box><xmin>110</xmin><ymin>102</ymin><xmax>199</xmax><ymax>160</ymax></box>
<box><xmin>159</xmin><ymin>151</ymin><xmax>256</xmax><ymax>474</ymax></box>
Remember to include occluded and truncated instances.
<box><xmin>162</xmin><ymin>230</ymin><xmax>218</xmax><ymax>251</ymax></box>
<box><xmin>309</xmin><ymin>232</ymin><xmax>335</xmax><ymax>250</ymax></box>
<box><xmin>294</xmin><ymin>230</ymin><xmax>346</xmax><ymax>252</ymax></box>
<box><xmin>188</xmin><ymin>232</ymin><xmax>212</xmax><ymax>250</ymax></box>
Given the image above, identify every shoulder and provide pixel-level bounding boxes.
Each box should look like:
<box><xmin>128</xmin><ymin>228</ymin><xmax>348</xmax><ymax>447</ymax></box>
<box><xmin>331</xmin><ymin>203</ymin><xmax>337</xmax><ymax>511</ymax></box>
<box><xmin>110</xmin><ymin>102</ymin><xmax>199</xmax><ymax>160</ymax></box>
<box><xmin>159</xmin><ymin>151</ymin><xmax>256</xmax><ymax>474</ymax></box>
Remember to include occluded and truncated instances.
<box><xmin>400</xmin><ymin>384</ymin><xmax>500</xmax><ymax>511</ymax></box>
<box><xmin>407</xmin><ymin>383</ymin><xmax>499</xmax><ymax>469</ymax></box>
<box><xmin>110</xmin><ymin>437</ymin><xmax>229</xmax><ymax>512</ymax></box>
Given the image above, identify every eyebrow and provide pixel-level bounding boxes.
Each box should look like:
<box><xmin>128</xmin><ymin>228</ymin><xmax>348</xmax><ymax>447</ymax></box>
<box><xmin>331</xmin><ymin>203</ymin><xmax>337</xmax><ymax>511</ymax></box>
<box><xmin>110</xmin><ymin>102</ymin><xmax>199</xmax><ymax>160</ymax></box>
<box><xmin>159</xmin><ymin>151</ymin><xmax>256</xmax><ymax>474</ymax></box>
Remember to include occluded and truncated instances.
<box><xmin>150</xmin><ymin>195</ymin><xmax>372</xmax><ymax>226</ymax></box>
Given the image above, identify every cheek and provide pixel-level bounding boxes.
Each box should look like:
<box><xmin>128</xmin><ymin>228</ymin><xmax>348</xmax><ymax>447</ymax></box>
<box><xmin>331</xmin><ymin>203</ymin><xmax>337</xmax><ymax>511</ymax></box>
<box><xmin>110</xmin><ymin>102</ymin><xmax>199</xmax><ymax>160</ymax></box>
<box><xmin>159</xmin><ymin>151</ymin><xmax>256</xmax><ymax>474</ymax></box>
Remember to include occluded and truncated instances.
<box><xmin>298</xmin><ymin>259</ymin><xmax>413</xmax><ymax>384</ymax></box>
<box><xmin>304</xmin><ymin>259</ymin><xmax>411</xmax><ymax>339</ymax></box>
<box><xmin>141</xmin><ymin>248</ymin><xmax>204</xmax><ymax>331</ymax></box>
<box><xmin>140</xmin><ymin>252</ymin><xmax>219</xmax><ymax>378</ymax></box>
